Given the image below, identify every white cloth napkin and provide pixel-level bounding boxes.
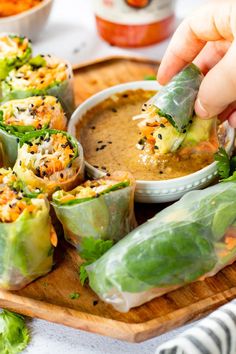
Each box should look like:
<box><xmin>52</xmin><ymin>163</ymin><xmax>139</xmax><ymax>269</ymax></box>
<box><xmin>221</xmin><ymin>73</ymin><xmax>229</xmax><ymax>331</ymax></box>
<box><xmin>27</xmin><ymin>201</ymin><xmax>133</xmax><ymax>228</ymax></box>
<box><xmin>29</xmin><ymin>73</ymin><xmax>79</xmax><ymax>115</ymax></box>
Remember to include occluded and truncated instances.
<box><xmin>156</xmin><ymin>300</ymin><xmax>236</xmax><ymax>354</ymax></box>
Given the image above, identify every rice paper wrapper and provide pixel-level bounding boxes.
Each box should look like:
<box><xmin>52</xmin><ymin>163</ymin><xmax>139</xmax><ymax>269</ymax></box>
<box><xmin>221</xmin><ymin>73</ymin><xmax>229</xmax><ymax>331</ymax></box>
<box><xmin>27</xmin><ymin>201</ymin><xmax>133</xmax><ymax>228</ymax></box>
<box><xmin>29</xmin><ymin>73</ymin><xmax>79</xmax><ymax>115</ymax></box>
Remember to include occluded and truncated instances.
<box><xmin>0</xmin><ymin>199</ymin><xmax>54</xmax><ymax>290</ymax></box>
<box><xmin>52</xmin><ymin>177</ymin><xmax>136</xmax><ymax>247</ymax></box>
<box><xmin>0</xmin><ymin>129</ymin><xmax>20</xmax><ymax>167</ymax></box>
<box><xmin>87</xmin><ymin>182</ymin><xmax>236</xmax><ymax>312</ymax></box>
<box><xmin>152</xmin><ymin>64</ymin><xmax>203</xmax><ymax>132</ymax></box>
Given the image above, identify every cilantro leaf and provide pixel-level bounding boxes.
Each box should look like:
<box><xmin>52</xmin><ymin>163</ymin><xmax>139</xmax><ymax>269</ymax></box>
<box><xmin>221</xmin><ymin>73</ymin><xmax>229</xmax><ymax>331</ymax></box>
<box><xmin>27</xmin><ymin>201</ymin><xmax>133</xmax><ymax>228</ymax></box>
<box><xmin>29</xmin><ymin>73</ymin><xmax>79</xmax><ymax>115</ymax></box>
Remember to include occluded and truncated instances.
<box><xmin>79</xmin><ymin>262</ymin><xmax>90</xmax><ymax>286</ymax></box>
<box><xmin>69</xmin><ymin>292</ymin><xmax>80</xmax><ymax>300</ymax></box>
<box><xmin>79</xmin><ymin>238</ymin><xmax>113</xmax><ymax>263</ymax></box>
<box><xmin>0</xmin><ymin>310</ymin><xmax>30</xmax><ymax>354</ymax></box>
<box><xmin>214</xmin><ymin>148</ymin><xmax>231</xmax><ymax>179</ymax></box>
<box><xmin>79</xmin><ymin>238</ymin><xmax>113</xmax><ymax>286</ymax></box>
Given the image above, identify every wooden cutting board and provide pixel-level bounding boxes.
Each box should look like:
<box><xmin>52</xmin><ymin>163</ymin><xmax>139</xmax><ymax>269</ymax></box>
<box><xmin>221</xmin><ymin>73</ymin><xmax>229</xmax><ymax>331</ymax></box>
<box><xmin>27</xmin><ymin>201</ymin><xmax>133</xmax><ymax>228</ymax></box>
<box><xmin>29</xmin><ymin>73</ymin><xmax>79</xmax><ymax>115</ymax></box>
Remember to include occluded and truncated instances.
<box><xmin>0</xmin><ymin>57</ymin><xmax>236</xmax><ymax>343</ymax></box>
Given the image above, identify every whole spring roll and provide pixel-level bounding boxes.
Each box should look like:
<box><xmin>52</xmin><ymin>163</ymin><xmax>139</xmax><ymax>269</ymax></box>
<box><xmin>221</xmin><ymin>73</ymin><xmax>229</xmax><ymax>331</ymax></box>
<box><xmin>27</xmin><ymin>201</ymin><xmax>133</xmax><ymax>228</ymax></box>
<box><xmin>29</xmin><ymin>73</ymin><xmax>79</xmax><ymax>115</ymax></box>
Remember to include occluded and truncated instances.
<box><xmin>1</xmin><ymin>54</ymin><xmax>75</xmax><ymax>118</ymax></box>
<box><xmin>87</xmin><ymin>182</ymin><xmax>236</xmax><ymax>312</ymax></box>
<box><xmin>0</xmin><ymin>34</ymin><xmax>32</xmax><ymax>80</ymax></box>
<box><xmin>0</xmin><ymin>168</ymin><xmax>57</xmax><ymax>290</ymax></box>
<box><xmin>13</xmin><ymin>129</ymin><xmax>84</xmax><ymax>198</ymax></box>
<box><xmin>52</xmin><ymin>172</ymin><xmax>136</xmax><ymax>247</ymax></box>
<box><xmin>0</xmin><ymin>96</ymin><xmax>67</xmax><ymax>167</ymax></box>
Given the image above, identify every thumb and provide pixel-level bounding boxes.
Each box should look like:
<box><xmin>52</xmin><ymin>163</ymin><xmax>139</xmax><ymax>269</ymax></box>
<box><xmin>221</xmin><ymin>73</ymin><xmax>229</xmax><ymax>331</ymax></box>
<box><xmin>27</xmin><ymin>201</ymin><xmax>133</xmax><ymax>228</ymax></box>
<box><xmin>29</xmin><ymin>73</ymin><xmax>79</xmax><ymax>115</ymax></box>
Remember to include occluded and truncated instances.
<box><xmin>195</xmin><ymin>41</ymin><xmax>236</xmax><ymax>119</ymax></box>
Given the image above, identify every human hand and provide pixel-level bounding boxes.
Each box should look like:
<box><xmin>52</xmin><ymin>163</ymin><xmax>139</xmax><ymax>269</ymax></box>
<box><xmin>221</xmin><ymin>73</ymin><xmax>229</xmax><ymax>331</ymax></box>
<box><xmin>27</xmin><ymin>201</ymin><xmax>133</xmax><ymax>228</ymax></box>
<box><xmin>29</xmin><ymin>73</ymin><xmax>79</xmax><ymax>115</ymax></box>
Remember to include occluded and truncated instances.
<box><xmin>158</xmin><ymin>1</ymin><xmax>236</xmax><ymax>127</ymax></box>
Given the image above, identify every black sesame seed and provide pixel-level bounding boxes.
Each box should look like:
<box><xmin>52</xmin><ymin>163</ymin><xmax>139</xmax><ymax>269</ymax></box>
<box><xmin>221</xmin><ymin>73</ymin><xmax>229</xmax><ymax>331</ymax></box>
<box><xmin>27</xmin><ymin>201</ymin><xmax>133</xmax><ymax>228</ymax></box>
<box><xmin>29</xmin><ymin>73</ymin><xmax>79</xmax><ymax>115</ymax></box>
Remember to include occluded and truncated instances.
<box><xmin>91</xmin><ymin>126</ymin><xmax>96</xmax><ymax>130</ymax></box>
<box><xmin>106</xmin><ymin>173</ymin><xmax>111</xmax><ymax>177</ymax></box>
<box><xmin>154</xmin><ymin>146</ymin><xmax>159</xmax><ymax>150</ymax></box>
<box><xmin>101</xmin><ymin>166</ymin><xmax>106</xmax><ymax>170</ymax></box>
<box><xmin>60</xmin><ymin>173</ymin><xmax>63</xmax><ymax>178</ymax></box>
<box><xmin>93</xmin><ymin>165</ymin><xmax>99</xmax><ymax>168</ymax></box>
<box><xmin>142</xmin><ymin>108</ymin><xmax>145</xmax><ymax>112</ymax></box>
<box><xmin>30</xmin><ymin>151</ymin><xmax>34</xmax><ymax>154</ymax></box>
<box><xmin>108</xmin><ymin>141</ymin><xmax>112</xmax><ymax>144</ymax></box>
<box><xmin>61</xmin><ymin>142</ymin><xmax>69</xmax><ymax>148</ymax></box>
<box><xmin>111</xmin><ymin>108</ymin><xmax>117</xmax><ymax>113</ymax></box>
<box><xmin>96</xmin><ymin>148</ymin><xmax>99</xmax><ymax>152</ymax></box>
<box><xmin>183</xmin><ymin>129</ymin><xmax>187</xmax><ymax>133</ymax></box>
<box><xmin>158</xmin><ymin>134</ymin><xmax>162</xmax><ymax>140</ymax></box>
<box><xmin>51</xmin><ymin>106</ymin><xmax>55</xmax><ymax>110</ymax></box>
<box><xmin>100</xmin><ymin>145</ymin><xmax>106</xmax><ymax>150</ymax></box>
<box><xmin>189</xmin><ymin>120</ymin><xmax>193</xmax><ymax>124</ymax></box>
<box><xmin>160</xmin><ymin>123</ymin><xmax>165</xmax><ymax>128</ymax></box>
<box><xmin>16</xmin><ymin>138</ymin><xmax>20</xmax><ymax>143</ymax></box>
<box><xmin>19</xmin><ymin>161</ymin><xmax>22</xmax><ymax>166</ymax></box>
<box><xmin>159</xmin><ymin>171</ymin><xmax>163</xmax><ymax>174</ymax></box>
<box><xmin>97</xmin><ymin>140</ymin><xmax>103</xmax><ymax>144</ymax></box>
<box><xmin>122</xmin><ymin>94</ymin><xmax>128</xmax><ymax>98</ymax></box>
<box><xmin>93</xmin><ymin>300</ymin><xmax>98</xmax><ymax>306</ymax></box>
<box><xmin>67</xmin><ymin>163</ymin><xmax>72</xmax><ymax>168</ymax></box>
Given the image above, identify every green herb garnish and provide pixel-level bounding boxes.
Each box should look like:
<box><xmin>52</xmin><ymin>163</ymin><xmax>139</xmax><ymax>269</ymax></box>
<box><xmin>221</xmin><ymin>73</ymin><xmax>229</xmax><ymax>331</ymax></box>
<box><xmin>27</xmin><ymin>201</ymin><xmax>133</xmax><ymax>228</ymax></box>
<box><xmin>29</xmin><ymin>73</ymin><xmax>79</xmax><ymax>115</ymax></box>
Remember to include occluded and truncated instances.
<box><xmin>79</xmin><ymin>238</ymin><xmax>113</xmax><ymax>286</ymax></box>
<box><xmin>144</xmin><ymin>75</ymin><xmax>156</xmax><ymax>81</ymax></box>
<box><xmin>69</xmin><ymin>292</ymin><xmax>80</xmax><ymax>300</ymax></box>
<box><xmin>0</xmin><ymin>310</ymin><xmax>30</xmax><ymax>354</ymax></box>
<box><xmin>214</xmin><ymin>148</ymin><xmax>236</xmax><ymax>180</ymax></box>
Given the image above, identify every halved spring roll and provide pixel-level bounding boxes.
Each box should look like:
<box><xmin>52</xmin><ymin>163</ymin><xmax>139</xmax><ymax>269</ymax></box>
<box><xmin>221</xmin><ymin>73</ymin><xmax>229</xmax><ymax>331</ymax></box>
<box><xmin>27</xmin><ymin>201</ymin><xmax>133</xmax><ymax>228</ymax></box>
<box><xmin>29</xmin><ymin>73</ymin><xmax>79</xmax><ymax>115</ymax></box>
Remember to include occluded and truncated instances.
<box><xmin>0</xmin><ymin>168</ymin><xmax>57</xmax><ymax>290</ymax></box>
<box><xmin>87</xmin><ymin>182</ymin><xmax>236</xmax><ymax>312</ymax></box>
<box><xmin>0</xmin><ymin>96</ymin><xmax>67</xmax><ymax>167</ymax></box>
<box><xmin>0</xmin><ymin>34</ymin><xmax>32</xmax><ymax>80</ymax></box>
<box><xmin>134</xmin><ymin>64</ymin><xmax>210</xmax><ymax>155</ymax></box>
<box><xmin>52</xmin><ymin>171</ymin><xmax>137</xmax><ymax>248</ymax></box>
<box><xmin>1</xmin><ymin>54</ymin><xmax>75</xmax><ymax>118</ymax></box>
<box><xmin>13</xmin><ymin>129</ymin><xmax>85</xmax><ymax>198</ymax></box>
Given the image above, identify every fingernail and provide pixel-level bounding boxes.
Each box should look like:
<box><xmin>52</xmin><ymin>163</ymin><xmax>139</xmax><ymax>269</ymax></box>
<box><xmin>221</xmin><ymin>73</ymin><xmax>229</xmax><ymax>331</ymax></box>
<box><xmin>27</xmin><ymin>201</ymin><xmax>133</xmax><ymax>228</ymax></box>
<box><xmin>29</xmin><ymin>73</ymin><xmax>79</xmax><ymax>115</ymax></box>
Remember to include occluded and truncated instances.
<box><xmin>195</xmin><ymin>99</ymin><xmax>209</xmax><ymax>118</ymax></box>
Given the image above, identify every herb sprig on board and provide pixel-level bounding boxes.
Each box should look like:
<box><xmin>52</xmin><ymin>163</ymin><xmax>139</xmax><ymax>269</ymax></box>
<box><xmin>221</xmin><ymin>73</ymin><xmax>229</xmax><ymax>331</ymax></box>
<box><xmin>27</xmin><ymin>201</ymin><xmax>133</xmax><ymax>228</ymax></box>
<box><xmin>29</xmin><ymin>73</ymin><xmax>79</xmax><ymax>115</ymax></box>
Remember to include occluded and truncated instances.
<box><xmin>214</xmin><ymin>147</ymin><xmax>236</xmax><ymax>181</ymax></box>
<box><xmin>79</xmin><ymin>237</ymin><xmax>113</xmax><ymax>286</ymax></box>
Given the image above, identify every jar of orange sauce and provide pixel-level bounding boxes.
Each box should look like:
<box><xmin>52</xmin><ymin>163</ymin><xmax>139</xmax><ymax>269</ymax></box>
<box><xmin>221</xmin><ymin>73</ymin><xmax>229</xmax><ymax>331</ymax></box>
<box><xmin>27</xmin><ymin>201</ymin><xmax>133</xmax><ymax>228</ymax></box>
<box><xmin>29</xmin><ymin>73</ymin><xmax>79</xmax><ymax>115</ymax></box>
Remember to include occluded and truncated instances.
<box><xmin>93</xmin><ymin>0</ymin><xmax>176</xmax><ymax>48</ymax></box>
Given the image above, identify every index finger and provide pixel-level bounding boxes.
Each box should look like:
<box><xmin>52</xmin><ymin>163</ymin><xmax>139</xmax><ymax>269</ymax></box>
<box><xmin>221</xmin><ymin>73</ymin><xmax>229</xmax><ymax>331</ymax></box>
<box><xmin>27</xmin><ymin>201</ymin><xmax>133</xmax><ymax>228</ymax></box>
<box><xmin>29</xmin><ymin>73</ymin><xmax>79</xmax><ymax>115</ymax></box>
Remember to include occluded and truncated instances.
<box><xmin>158</xmin><ymin>2</ymin><xmax>235</xmax><ymax>84</ymax></box>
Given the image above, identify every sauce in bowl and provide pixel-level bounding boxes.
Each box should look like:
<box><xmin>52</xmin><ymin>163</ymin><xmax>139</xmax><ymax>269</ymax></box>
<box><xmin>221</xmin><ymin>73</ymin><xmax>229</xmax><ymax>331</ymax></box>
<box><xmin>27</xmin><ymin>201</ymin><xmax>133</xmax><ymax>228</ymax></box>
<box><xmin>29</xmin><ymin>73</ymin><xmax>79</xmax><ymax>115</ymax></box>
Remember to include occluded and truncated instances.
<box><xmin>76</xmin><ymin>89</ymin><xmax>216</xmax><ymax>181</ymax></box>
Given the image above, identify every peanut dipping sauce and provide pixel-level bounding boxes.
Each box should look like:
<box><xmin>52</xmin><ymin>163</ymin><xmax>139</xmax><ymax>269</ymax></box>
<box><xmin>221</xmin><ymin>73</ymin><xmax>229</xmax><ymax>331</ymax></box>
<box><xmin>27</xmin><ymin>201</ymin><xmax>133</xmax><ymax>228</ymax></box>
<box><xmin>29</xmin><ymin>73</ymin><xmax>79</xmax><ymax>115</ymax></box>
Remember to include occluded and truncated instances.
<box><xmin>76</xmin><ymin>90</ymin><xmax>215</xmax><ymax>181</ymax></box>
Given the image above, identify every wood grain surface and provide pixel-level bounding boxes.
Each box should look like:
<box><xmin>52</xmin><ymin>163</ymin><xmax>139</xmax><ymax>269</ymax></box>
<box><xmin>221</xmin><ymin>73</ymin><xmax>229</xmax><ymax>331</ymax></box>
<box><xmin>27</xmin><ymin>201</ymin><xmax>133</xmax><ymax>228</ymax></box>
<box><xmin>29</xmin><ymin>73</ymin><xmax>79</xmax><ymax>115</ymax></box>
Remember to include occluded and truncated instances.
<box><xmin>0</xmin><ymin>57</ymin><xmax>235</xmax><ymax>343</ymax></box>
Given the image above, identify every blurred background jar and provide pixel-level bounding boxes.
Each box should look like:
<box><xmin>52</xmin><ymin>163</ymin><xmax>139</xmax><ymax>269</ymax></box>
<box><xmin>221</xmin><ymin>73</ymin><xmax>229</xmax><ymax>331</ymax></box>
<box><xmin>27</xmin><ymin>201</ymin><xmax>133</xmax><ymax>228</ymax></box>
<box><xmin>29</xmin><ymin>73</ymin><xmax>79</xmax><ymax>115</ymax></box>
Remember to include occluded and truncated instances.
<box><xmin>93</xmin><ymin>0</ymin><xmax>176</xmax><ymax>48</ymax></box>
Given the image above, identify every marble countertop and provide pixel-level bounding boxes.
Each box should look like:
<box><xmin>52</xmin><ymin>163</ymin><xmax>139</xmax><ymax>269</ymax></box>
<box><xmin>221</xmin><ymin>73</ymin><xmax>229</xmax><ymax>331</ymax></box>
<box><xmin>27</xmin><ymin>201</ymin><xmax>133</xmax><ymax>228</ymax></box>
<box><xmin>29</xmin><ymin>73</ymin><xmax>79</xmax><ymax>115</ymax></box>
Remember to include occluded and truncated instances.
<box><xmin>19</xmin><ymin>0</ymin><xmax>205</xmax><ymax>352</ymax></box>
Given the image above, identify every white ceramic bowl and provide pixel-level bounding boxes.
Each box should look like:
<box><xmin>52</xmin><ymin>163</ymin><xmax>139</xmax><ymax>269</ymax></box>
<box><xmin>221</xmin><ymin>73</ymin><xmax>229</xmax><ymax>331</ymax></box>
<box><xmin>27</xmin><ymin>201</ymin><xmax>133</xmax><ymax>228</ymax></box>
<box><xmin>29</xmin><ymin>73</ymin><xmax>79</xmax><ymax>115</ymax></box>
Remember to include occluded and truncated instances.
<box><xmin>0</xmin><ymin>0</ymin><xmax>53</xmax><ymax>41</ymax></box>
<box><xmin>68</xmin><ymin>81</ymin><xmax>235</xmax><ymax>203</ymax></box>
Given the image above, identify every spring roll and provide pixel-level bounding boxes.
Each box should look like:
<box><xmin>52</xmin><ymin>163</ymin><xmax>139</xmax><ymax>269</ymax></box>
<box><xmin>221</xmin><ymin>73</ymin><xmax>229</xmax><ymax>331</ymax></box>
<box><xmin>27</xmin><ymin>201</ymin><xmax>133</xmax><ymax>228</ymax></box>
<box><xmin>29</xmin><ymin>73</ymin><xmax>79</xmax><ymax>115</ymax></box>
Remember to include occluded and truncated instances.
<box><xmin>13</xmin><ymin>130</ymin><xmax>84</xmax><ymax>198</ymax></box>
<box><xmin>134</xmin><ymin>64</ymin><xmax>213</xmax><ymax>154</ymax></box>
<box><xmin>87</xmin><ymin>182</ymin><xmax>236</xmax><ymax>312</ymax></box>
<box><xmin>1</xmin><ymin>55</ymin><xmax>75</xmax><ymax>118</ymax></box>
<box><xmin>0</xmin><ymin>96</ymin><xmax>67</xmax><ymax>167</ymax></box>
<box><xmin>0</xmin><ymin>34</ymin><xmax>32</xmax><ymax>80</ymax></box>
<box><xmin>52</xmin><ymin>172</ymin><xmax>136</xmax><ymax>247</ymax></box>
<box><xmin>0</xmin><ymin>168</ymin><xmax>57</xmax><ymax>290</ymax></box>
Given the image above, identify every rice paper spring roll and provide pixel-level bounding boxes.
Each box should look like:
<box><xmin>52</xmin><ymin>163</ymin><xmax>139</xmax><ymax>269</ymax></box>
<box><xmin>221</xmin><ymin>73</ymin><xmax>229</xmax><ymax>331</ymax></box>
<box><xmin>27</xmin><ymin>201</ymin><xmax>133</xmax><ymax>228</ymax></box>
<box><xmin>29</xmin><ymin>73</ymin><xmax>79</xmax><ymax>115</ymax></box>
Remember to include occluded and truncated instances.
<box><xmin>13</xmin><ymin>129</ymin><xmax>85</xmax><ymax>198</ymax></box>
<box><xmin>0</xmin><ymin>168</ymin><xmax>57</xmax><ymax>290</ymax></box>
<box><xmin>87</xmin><ymin>182</ymin><xmax>236</xmax><ymax>312</ymax></box>
<box><xmin>52</xmin><ymin>171</ymin><xmax>136</xmax><ymax>247</ymax></box>
<box><xmin>134</xmin><ymin>64</ymin><xmax>206</xmax><ymax>154</ymax></box>
<box><xmin>0</xmin><ymin>96</ymin><xmax>67</xmax><ymax>167</ymax></box>
<box><xmin>0</xmin><ymin>34</ymin><xmax>32</xmax><ymax>80</ymax></box>
<box><xmin>1</xmin><ymin>55</ymin><xmax>75</xmax><ymax>118</ymax></box>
